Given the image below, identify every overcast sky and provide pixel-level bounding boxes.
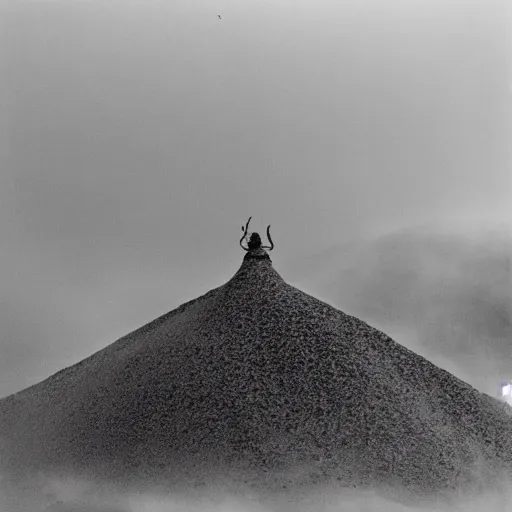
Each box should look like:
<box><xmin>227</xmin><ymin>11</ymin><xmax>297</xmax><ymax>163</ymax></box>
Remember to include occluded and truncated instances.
<box><xmin>1</xmin><ymin>0</ymin><xmax>511</xmax><ymax>397</ymax></box>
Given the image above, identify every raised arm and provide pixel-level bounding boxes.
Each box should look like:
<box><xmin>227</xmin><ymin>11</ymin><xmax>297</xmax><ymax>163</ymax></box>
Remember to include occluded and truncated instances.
<box><xmin>240</xmin><ymin>216</ymin><xmax>252</xmax><ymax>251</ymax></box>
<box><xmin>261</xmin><ymin>225</ymin><xmax>274</xmax><ymax>251</ymax></box>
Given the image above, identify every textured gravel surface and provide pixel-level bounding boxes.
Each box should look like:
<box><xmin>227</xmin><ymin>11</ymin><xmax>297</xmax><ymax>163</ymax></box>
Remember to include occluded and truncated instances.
<box><xmin>1</xmin><ymin>248</ymin><xmax>512</xmax><ymax>498</ymax></box>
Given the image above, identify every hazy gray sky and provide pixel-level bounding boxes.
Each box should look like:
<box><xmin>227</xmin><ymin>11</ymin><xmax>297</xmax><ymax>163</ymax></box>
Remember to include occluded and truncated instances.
<box><xmin>1</xmin><ymin>0</ymin><xmax>511</xmax><ymax>397</ymax></box>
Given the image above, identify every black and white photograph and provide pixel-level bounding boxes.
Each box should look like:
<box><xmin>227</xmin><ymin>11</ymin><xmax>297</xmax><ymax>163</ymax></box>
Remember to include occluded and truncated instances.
<box><xmin>1</xmin><ymin>0</ymin><xmax>511</xmax><ymax>510</ymax></box>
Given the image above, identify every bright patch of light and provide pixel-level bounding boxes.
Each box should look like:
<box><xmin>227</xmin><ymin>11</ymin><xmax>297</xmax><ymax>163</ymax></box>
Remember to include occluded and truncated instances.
<box><xmin>501</xmin><ymin>383</ymin><xmax>511</xmax><ymax>397</ymax></box>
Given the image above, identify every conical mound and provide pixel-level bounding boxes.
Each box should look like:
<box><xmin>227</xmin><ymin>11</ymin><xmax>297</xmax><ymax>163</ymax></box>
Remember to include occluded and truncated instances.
<box><xmin>1</xmin><ymin>250</ymin><xmax>512</xmax><ymax>497</ymax></box>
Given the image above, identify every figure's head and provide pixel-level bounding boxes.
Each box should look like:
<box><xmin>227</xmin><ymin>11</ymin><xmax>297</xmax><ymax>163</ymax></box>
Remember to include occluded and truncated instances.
<box><xmin>247</xmin><ymin>232</ymin><xmax>262</xmax><ymax>250</ymax></box>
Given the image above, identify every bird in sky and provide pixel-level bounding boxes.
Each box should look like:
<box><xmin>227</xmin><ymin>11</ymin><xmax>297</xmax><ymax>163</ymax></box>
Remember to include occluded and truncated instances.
<box><xmin>218</xmin><ymin>14</ymin><xmax>222</xmax><ymax>19</ymax></box>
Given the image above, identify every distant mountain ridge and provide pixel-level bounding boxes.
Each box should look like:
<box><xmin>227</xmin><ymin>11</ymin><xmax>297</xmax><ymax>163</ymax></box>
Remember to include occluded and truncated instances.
<box><xmin>283</xmin><ymin>221</ymin><xmax>512</xmax><ymax>396</ymax></box>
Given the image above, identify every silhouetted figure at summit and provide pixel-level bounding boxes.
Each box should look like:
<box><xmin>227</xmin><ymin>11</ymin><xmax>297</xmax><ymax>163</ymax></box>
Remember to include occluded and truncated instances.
<box><xmin>240</xmin><ymin>217</ymin><xmax>274</xmax><ymax>251</ymax></box>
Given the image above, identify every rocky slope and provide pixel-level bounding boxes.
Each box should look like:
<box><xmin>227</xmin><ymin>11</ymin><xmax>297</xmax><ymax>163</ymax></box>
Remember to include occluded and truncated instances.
<box><xmin>1</xmin><ymin>247</ymin><xmax>511</xmax><ymax>500</ymax></box>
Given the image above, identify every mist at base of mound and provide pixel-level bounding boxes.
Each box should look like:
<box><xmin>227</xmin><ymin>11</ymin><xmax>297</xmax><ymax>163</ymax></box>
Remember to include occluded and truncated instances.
<box><xmin>2</xmin><ymin>470</ymin><xmax>512</xmax><ymax>512</ymax></box>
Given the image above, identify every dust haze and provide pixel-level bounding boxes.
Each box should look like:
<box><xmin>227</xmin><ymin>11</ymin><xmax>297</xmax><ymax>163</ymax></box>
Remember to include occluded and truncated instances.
<box><xmin>2</xmin><ymin>469</ymin><xmax>512</xmax><ymax>512</ymax></box>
